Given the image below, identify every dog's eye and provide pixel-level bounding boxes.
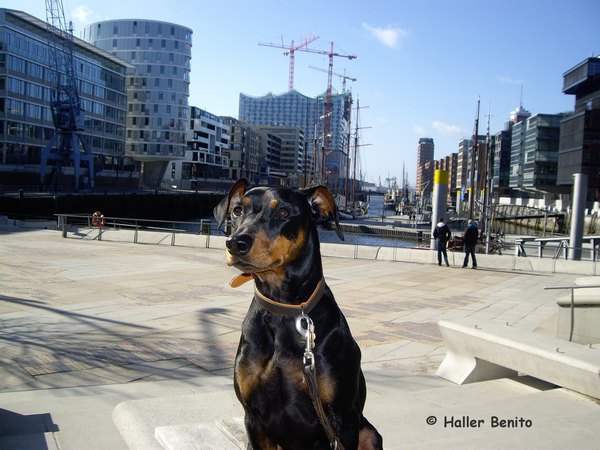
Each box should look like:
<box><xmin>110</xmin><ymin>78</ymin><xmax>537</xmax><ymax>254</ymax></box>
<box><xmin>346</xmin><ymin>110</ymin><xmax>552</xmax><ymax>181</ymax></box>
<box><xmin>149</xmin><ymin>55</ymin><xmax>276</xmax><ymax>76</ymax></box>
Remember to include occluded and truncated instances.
<box><xmin>232</xmin><ymin>206</ymin><xmax>243</xmax><ymax>217</ymax></box>
<box><xmin>277</xmin><ymin>208</ymin><xmax>290</xmax><ymax>219</ymax></box>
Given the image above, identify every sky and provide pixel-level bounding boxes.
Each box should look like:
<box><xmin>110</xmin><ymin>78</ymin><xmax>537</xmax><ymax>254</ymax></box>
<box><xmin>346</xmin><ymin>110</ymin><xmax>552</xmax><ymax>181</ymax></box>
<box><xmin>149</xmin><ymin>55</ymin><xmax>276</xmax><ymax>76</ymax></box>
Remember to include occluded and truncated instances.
<box><xmin>5</xmin><ymin>0</ymin><xmax>600</xmax><ymax>186</ymax></box>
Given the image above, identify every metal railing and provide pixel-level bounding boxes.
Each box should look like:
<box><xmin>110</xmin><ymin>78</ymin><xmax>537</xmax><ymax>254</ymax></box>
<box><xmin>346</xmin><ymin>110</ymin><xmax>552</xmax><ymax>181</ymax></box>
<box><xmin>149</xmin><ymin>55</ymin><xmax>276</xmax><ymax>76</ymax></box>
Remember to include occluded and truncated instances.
<box><xmin>515</xmin><ymin>236</ymin><xmax>600</xmax><ymax>262</ymax></box>
<box><xmin>55</xmin><ymin>213</ymin><xmax>227</xmax><ymax>248</ymax></box>
<box><xmin>50</xmin><ymin>213</ymin><xmax>600</xmax><ymax>275</ymax></box>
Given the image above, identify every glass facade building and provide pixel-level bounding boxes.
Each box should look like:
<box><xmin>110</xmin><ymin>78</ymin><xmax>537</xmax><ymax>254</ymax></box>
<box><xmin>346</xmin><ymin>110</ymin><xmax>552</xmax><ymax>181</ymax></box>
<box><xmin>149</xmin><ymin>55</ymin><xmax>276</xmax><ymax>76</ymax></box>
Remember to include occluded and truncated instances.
<box><xmin>239</xmin><ymin>89</ymin><xmax>351</xmax><ymax>187</ymax></box>
<box><xmin>0</xmin><ymin>8</ymin><xmax>131</xmax><ymax>189</ymax></box>
<box><xmin>510</xmin><ymin>113</ymin><xmax>564</xmax><ymax>191</ymax></box>
<box><xmin>83</xmin><ymin>19</ymin><xmax>192</xmax><ymax>187</ymax></box>
<box><xmin>558</xmin><ymin>57</ymin><xmax>600</xmax><ymax>201</ymax></box>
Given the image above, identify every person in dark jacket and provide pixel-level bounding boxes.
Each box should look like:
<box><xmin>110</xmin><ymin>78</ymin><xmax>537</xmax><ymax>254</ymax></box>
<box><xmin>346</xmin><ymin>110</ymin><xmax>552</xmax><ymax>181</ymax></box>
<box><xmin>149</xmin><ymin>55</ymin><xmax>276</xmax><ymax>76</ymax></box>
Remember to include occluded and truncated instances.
<box><xmin>433</xmin><ymin>217</ymin><xmax>452</xmax><ymax>266</ymax></box>
<box><xmin>462</xmin><ymin>219</ymin><xmax>479</xmax><ymax>269</ymax></box>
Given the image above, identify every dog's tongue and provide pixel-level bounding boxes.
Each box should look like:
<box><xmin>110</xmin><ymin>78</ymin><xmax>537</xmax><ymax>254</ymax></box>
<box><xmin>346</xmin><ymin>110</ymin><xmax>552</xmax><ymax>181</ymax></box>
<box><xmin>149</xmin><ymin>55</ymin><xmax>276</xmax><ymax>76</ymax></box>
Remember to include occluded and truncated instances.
<box><xmin>230</xmin><ymin>273</ymin><xmax>253</xmax><ymax>288</ymax></box>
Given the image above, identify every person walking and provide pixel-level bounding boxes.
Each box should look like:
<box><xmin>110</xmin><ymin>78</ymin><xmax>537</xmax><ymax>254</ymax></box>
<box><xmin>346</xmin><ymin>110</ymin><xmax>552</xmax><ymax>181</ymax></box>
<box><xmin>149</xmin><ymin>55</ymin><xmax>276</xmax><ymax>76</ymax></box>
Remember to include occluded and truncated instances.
<box><xmin>433</xmin><ymin>217</ymin><xmax>452</xmax><ymax>266</ymax></box>
<box><xmin>462</xmin><ymin>219</ymin><xmax>479</xmax><ymax>269</ymax></box>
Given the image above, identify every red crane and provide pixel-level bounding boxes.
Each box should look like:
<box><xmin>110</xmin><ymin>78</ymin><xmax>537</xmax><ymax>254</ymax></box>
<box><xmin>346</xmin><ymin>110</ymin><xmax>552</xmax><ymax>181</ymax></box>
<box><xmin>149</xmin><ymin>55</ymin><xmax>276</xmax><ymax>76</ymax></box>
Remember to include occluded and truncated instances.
<box><xmin>258</xmin><ymin>35</ymin><xmax>320</xmax><ymax>91</ymax></box>
<box><xmin>314</xmin><ymin>43</ymin><xmax>356</xmax><ymax>181</ymax></box>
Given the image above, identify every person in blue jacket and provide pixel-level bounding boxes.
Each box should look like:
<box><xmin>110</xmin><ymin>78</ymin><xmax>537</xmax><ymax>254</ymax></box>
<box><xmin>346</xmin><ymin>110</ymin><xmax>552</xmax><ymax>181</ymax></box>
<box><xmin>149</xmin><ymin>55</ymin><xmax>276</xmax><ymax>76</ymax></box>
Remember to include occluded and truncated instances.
<box><xmin>462</xmin><ymin>219</ymin><xmax>479</xmax><ymax>269</ymax></box>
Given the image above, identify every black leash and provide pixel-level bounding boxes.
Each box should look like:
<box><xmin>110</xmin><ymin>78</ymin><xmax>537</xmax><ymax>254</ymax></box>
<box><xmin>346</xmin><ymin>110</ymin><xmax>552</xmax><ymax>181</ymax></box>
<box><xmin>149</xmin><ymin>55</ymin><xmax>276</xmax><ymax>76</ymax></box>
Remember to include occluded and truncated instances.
<box><xmin>297</xmin><ymin>314</ymin><xmax>345</xmax><ymax>450</ymax></box>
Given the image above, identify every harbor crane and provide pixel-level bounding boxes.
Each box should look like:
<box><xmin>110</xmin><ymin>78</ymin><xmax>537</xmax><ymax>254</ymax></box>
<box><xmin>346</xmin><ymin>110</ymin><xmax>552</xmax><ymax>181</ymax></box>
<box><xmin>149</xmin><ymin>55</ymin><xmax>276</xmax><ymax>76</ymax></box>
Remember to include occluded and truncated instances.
<box><xmin>40</xmin><ymin>0</ymin><xmax>94</xmax><ymax>191</ymax></box>
<box><xmin>308</xmin><ymin>65</ymin><xmax>356</xmax><ymax>93</ymax></box>
<box><xmin>258</xmin><ymin>35</ymin><xmax>320</xmax><ymax>92</ymax></box>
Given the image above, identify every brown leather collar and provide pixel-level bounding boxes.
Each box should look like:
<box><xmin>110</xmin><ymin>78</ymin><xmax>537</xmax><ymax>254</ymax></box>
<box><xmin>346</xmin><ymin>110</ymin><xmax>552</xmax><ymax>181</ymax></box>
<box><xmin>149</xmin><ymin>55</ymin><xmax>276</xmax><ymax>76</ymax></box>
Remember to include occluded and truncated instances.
<box><xmin>230</xmin><ymin>273</ymin><xmax>325</xmax><ymax>316</ymax></box>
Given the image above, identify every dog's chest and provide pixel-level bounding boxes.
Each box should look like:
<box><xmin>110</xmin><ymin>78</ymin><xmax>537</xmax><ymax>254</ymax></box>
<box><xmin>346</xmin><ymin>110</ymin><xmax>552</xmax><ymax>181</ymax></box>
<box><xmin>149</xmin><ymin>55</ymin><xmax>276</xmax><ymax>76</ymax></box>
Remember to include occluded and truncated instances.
<box><xmin>235</xmin><ymin>326</ymin><xmax>306</xmax><ymax>403</ymax></box>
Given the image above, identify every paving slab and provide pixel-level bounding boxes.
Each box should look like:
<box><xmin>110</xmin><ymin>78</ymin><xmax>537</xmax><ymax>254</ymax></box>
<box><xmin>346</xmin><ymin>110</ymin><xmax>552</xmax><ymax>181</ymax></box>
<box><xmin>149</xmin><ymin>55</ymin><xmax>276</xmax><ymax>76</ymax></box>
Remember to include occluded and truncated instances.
<box><xmin>0</xmin><ymin>227</ymin><xmax>598</xmax><ymax>449</ymax></box>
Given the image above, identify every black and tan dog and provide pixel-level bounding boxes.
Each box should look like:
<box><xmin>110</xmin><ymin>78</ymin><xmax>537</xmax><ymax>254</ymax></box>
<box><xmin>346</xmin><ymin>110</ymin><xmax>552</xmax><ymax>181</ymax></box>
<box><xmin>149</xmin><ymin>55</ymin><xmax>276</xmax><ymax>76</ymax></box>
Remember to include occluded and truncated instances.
<box><xmin>214</xmin><ymin>179</ymin><xmax>383</xmax><ymax>450</ymax></box>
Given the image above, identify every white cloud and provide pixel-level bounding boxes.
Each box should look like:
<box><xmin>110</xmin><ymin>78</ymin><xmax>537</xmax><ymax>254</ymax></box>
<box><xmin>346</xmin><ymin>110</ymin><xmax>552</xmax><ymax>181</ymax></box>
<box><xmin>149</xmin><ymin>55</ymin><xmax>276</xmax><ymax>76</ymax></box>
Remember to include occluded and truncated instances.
<box><xmin>432</xmin><ymin>120</ymin><xmax>466</xmax><ymax>138</ymax></box>
<box><xmin>413</xmin><ymin>124</ymin><xmax>426</xmax><ymax>135</ymax></box>
<box><xmin>362</xmin><ymin>23</ymin><xmax>409</xmax><ymax>49</ymax></box>
<box><xmin>72</xmin><ymin>5</ymin><xmax>95</xmax><ymax>25</ymax></box>
<box><xmin>496</xmin><ymin>75</ymin><xmax>523</xmax><ymax>85</ymax></box>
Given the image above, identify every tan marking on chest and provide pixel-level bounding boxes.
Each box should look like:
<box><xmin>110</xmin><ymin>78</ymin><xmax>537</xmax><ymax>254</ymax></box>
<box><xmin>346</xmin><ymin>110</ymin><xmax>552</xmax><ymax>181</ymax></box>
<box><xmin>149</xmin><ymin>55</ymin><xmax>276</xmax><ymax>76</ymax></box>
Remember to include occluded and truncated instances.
<box><xmin>236</xmin><ymin>355</ymin><xmax>336</xmax><ymax>404</ymax></box>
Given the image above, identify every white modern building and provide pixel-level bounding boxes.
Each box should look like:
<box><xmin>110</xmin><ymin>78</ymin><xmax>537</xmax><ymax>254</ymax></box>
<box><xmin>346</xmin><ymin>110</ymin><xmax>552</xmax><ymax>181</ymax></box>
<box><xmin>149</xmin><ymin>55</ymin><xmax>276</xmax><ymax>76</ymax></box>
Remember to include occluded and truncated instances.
<box><xmin>169</xmin><ymin>107</ymin><xmax>229</xmax><ymax>190</ymax></box>
<box><xmin>83</xmin><ymin>19</ymin><xmax>192</xmax><ymax>188</ymax></box>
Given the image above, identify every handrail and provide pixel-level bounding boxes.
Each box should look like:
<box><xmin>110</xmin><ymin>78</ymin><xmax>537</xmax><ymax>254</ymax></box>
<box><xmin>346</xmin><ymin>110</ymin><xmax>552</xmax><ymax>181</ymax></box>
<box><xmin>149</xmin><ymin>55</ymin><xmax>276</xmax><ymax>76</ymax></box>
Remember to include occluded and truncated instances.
<box><xmin>55</xmin><ymin>213</ymin><xmax>223</xmax><ymax>247</ymax></box>
<box><xmin>515</xmin><ymin>235</ymin><xmax>600</xmax><ymax>262</ymax></box>
<box><xmin>544</xmin><ymin>283</ymin><xmax>600</xmax><ymax>342</ymax></box>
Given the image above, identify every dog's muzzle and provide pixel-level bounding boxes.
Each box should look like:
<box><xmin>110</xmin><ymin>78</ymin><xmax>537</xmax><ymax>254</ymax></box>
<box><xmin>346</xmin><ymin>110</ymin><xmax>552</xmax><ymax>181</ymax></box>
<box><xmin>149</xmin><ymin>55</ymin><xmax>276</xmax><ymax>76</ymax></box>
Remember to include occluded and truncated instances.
<box><xmin>226</xmin><ymin>234</ymin><xmax>254</xmax><ymax>256</ymax></box>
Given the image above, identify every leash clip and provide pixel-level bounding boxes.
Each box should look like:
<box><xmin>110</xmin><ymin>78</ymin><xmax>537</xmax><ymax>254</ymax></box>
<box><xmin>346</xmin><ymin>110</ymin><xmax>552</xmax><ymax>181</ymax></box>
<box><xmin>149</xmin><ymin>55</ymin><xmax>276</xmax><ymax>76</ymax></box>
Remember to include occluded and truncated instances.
<box><xmin>295</xmin><ymin>312</ymin><xmax>315</xmax><ymax>369</ymax></box>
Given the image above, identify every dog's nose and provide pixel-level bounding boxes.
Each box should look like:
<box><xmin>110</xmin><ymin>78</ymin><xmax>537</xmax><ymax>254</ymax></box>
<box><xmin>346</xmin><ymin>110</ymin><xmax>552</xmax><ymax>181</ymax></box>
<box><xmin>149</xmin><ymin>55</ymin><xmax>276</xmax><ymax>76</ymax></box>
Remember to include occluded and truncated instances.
<box><xmin>226</xmin><ymin>234</ymin><xmax>253</xmax><ymax>255</ymax></box>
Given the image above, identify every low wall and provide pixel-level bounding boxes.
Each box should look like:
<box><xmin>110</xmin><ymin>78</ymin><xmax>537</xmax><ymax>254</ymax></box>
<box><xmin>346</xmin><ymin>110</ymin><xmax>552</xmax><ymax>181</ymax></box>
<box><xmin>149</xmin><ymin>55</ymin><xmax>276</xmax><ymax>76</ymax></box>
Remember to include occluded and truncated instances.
<box><xmin>61</xmin><ymin>226</ymin><xmax>600</xmax><ymax>276</ymax></box>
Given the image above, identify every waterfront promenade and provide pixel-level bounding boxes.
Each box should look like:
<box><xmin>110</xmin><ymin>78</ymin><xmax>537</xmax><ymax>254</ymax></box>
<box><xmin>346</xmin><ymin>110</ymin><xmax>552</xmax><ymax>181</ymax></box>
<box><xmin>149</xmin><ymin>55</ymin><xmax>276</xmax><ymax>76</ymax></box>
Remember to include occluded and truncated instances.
<box><xmin>1</xmin><ymin>225</ymin><xmax>599</xmax><ymax>449</ymax></box>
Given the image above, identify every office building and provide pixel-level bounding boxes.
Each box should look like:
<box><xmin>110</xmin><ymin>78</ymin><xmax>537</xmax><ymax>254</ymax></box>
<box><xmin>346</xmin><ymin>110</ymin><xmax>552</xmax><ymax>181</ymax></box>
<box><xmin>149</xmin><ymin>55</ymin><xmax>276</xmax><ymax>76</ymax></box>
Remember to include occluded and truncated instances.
<box><xmin>165</xmin><ymin>107</ymin><xmax>229</xmax><ymax>189</ymax></box>
<box><xmin>415</xmin><ymin>137</ymin><xmax>434</xmax><ymax>198</ymax></box>
<box><xmin>83</xmin><ymin>19</ymin><xmax>192</xmax><ymax>187</ymax></box>
<box><xmin>558</xmin><ymin>57</ymin><xmax>600</xmax><ymax>201</ymax></box>
<box><xmin>222</xmin><ymin>117</ymin><xmax>260</xmax><ymax>182</ymax></box>
<box><xmin>1</xmin><ymin>8</ymin><xmax>131</xmax><ymax>189</ymax></box>
<box><xmin>456</xmin><ymin>138</ymin><xmax>470</xmax><ymax>193</ymax></box>
<box><xmin>254</xmin><ymin>126</ymin><xmax>305</xmax><ymax>186</ymax></box>
<box><xmin>510</xmin><ymin>113</ymin><xmax>565</xmax><ymax>198</ymax></box>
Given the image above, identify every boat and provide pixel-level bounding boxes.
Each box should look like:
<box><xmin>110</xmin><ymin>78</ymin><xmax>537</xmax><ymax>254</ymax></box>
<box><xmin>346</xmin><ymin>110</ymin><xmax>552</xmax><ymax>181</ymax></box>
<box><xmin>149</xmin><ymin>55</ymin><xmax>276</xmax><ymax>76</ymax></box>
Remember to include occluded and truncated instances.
<box><xmin>383</xmin><ymin>177</ymin><xmax>400</xmax><ymax>210</ymax></box>
<box><xmin>337</xmin><ymin>197</ymin><xmax>369</xmax><ymax>219</ymax></box>
<box><xmin>336</xmin><ymin>96</ymin><xmax>370</xmax><ymax>220</ymax></box>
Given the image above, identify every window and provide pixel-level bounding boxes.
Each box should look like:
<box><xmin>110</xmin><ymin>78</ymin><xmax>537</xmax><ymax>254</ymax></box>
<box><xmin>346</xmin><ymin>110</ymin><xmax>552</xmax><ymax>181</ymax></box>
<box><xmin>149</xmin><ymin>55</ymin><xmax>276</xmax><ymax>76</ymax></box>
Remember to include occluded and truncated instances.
<box><xmin>7</xmin><ymin>77</ymin><xmax>25</xmax><ymax>95</ymax></box>
<box><xmin>28</xmin><ymin>62</ymin><xmax>43</xmax><ymax>79</ymax></box>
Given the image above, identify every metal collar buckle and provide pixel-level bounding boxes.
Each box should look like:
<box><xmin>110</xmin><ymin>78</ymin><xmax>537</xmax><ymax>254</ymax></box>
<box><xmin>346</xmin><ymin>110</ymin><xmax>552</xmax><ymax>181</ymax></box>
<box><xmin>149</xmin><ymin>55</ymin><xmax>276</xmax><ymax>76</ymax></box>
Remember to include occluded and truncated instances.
<box><xmin>295</xmin><ymin>312</ymin><xmax>315</xmax><ymax>369</ymax></box>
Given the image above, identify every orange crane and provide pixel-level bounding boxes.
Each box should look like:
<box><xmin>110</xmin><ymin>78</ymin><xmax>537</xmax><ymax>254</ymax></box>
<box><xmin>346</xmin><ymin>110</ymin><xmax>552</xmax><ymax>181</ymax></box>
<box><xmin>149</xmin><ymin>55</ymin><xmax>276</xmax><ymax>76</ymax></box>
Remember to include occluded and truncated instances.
<box><xmin>258</xmin><ymin>35</ymin><xmax>320</xmax><ymax>91</ymax></box>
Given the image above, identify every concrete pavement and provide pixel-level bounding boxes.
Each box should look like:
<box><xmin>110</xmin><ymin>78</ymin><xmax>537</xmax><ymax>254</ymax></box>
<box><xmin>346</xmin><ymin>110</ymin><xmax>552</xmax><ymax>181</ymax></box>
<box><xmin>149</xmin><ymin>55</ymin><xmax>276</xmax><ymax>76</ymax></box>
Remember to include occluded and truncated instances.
<box><xmin>0</xmin><ymin>226</ymin><xmax>599</xmax><ymax>449</ymax></box>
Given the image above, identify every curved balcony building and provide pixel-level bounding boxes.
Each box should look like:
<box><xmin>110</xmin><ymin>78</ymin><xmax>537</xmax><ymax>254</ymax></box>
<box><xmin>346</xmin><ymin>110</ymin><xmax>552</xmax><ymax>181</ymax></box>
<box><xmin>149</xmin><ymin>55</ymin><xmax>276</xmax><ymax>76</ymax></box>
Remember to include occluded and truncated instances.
<box><xmin>83</xmin><ymin>19</ymin><xmax>192</xmax><ymax>187</ymax></box>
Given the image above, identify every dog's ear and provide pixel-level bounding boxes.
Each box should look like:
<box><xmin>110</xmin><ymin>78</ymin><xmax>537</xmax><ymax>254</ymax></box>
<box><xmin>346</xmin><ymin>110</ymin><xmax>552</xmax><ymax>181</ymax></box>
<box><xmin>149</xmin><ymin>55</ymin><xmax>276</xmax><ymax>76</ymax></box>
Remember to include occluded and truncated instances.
<box><xmin>303</xmin><ymin>185</ymin><xmax>344</xmax><ymax>241</ymax></box>
<box><xmin>213</xmin><ymin>178</ymin><xmax>248</xmax><ymax>229</ymax></box>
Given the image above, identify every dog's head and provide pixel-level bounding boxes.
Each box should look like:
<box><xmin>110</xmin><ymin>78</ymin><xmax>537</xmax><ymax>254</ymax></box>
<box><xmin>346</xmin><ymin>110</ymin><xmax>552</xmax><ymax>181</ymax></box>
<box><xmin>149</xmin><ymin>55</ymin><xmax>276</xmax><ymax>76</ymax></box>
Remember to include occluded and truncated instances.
<box><xmin>213</xmin><ymin>179</ymin><xmax>344</xmax><ymax>274</ymax></box>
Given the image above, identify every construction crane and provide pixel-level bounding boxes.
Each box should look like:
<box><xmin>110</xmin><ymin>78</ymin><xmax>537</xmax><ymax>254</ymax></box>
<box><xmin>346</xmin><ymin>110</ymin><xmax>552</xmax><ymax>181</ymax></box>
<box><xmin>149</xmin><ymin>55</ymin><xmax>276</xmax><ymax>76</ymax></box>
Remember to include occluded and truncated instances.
<box><xmin>308</xmin><ymin>65</ymin><xmax>356</xmax><ymax>93</ymax></box>
<box><xmin>315</xmin><ymin>42</ymin><xmax>356</xmax><ymax>184</ymax></box>
<box><xmin>258</xmin><ymin>35</ymin><xmax>320</xmax><ymax>92</ymax></box>
<box><xmin>259</xmin><ymin>37</ymin><xmax>356</xmax><ymax>183</ymax></box>
<box><xmin>40</xmin><ymin>0</ymin><xmax>94</xmax><ymax>191</ymax></box>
